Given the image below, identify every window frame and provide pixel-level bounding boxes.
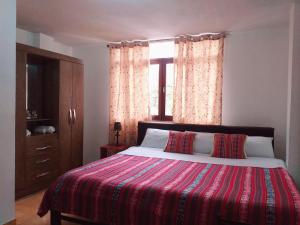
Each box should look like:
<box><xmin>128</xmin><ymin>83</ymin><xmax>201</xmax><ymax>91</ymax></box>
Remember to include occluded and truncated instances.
<box><xmin>150</xmin><ymin>57</ymin><xmax>174</xmax><ymax>121</ymax></box>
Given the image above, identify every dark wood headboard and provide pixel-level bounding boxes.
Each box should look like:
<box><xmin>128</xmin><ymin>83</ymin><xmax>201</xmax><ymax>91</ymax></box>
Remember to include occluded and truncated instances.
<box><xmin>137</xmin><ymin>121</ymin><xmax>274</xmax><ymax>145</ymax></box>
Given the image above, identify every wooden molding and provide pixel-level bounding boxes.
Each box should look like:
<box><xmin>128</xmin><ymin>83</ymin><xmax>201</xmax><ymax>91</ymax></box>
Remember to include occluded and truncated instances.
<box><xmin>4</xmin><ymin>219</ymin><xmax>16</xmax><ymax>225</ymax></box>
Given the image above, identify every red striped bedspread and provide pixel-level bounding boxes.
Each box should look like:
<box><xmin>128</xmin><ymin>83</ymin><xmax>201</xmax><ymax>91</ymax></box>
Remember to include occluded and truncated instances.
<box><xmin>38</xmin><ymin>154</ymin><xmax>300</xmax><ymax>225</ymax></box>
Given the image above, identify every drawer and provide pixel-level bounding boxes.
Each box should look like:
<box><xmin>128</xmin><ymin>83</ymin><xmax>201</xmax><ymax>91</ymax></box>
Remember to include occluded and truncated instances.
<box><xmin>27</xmin><ymin>153</ymin><xmax>59</xmax><ymax>171</ymax></box>
<box><xmin>26</xmin><ymin>134</ymin><xmax>58</xmax><ymax>155</ymax></box>
<box><xmin>26</xmin><ymin>154</ymin><xmax>59</xmax><ymax>185</ymax></box>
<box><xmin>27</xmin><ymin>168</ymin><xmax>59</xmax><ymax>186</ymax></box>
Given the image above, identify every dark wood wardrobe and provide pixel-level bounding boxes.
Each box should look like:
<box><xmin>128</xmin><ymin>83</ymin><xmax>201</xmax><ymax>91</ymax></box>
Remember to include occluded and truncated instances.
<box><xmin>15</xmin><ymin>43</ymin><xmax>84</xmax><ymax>199</ymax></box>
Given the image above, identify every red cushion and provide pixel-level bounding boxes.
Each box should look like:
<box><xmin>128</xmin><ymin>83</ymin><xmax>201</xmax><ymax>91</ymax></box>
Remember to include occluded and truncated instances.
<box><xmin>164</xmin><ymin>131</ymin><xmax>195</xmax><ymax>154</ymax></box>
<box><xmin>211</xmin><ymin>133</ymin><xmax>247</xmax><ymax>159</ymax></box>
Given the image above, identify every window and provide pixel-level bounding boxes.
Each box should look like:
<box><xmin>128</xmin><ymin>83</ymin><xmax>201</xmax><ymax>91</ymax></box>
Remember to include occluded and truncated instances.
<box><xmin>149</xmin><ymin>41</ymin><xmax>175</xmax><ymax>120</ymax></box>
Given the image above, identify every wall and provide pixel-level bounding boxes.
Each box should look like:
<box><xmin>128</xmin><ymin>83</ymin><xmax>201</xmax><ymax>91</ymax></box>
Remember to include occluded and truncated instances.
<box><xmin>287</xmin><ymin>2</ymin><xmax>300</xmax><ymax>187</ymax></box>
<box><xmin>72</xmin><ymin>29</ymin><xmax>290</xmax><ymax>164</ymax></box>
<box><xmin>16</xmin><ymin>28</ymin><xmax>73</xmax><ymax>56</ymax></box>
<box><xmin>39</xmin><ymin>33</ymin><xmax>73</xmax><ymax>56</ymax></box>
<box><xmin>72</xmin><ymin>28</ymin><xmax>290</xmax><ymax>163</ymax></box>
<box><xmin>17</xmin><ymin>28</ymin><xmax>40</xmax><ymax>47</ymax></box>
<box><xmin>222</xmin><ymin>27</ymin><xmax>289</xmax><ymax>160</ymax></box>
<box><xmin>72</xmin><ymin>43</ymin><xmax>110</xmax><ymax>164</ymax></box>
<box><xmin>0</xmin><ymin>0</ymin><xmax>16</xmax><ymax>224</ymax></box>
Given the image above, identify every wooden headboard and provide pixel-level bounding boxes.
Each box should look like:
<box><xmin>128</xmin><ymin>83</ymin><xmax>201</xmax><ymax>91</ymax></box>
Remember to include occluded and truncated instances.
<box><xmin>137</xmin><ymin>121</ymin><xmax>274</xmax><ymax>145</ymax></box>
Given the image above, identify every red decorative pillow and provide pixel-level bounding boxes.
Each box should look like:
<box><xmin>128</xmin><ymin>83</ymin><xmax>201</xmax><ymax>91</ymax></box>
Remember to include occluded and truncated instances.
<box><xmin>211</xmin><ymin>134</ymin><xmax>247</xmax><ymax>159</ymax></box>
<box><xmin>164</xmin><ymin>131</ymin><xmax>196</xmax><ymax>154</ymax></box>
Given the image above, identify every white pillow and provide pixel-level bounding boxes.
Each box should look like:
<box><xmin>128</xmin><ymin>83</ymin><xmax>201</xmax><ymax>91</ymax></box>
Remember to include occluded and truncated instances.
<box><xmin>140</xmin><ymin>128</ymin><xmax>170</xmax><ymax>149</ymax></box>
<box><xmin>245</xmin><ymin>136</ymin><xmax>274</xmax><ymax>158</ymax></box>
<box><xmin>187</xmin><ymin>131</ymin><xmax>214</xmax><ymax>154</ymax></box>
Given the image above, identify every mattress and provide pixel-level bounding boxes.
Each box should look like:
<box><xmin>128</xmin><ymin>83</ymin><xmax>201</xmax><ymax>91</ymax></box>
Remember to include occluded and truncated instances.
<box><xmin>120</xmin><ymin>146</ymin><xmax>286</xmax><ymax>168</ymax></box>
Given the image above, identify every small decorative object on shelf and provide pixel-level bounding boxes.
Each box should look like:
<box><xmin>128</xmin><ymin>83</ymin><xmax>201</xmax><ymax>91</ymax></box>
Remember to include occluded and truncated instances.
<box><xmin>100</xmin><ymin>144</ymin><xmax>129</xmax><ymax>159</ymax></box>
<box><xmin>26</xmin><ymin>110</ymin><xmax>31</xmax><ymax>119</ymax></box>
<box><xmin>31</xmin><ymin>110</ymin><xmax>38</xmax><ymax>119</ymax></box>
<box><xmin>26</xmin><ymin>129</ymin><xmax>31</xmax><ymax>137</ymax></box>
<box><xmin>113</xmin><ymin>122</ymin><xmax>122</xmax><ymax>145</ymax></box>
<box><xmin>34</xmin><ymin>126</ymin><xmax>56</xmax><ymax>134</ymax></box>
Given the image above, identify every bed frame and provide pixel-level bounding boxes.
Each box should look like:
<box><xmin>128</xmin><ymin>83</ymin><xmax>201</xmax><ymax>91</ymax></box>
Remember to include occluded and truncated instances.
<box><xmin>137</xmin><ymin>121</ymin><xmax>274</xmax><ymax>145</ymax></box>
<box><xmin>50</xmin><ymin>121</ymin><xmax>275</xmax><ymax>225</ymax></box>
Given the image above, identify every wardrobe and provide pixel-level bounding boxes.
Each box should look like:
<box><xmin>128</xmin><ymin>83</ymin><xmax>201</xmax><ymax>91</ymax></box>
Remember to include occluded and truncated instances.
<box><xmin>15</xmin><ymin>43</ymin><xmax>84</xmax><ymax>199</ymax></box>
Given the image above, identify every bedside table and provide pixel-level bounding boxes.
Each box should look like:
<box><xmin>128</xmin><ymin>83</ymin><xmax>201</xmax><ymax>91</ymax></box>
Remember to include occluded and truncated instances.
<box><xmin>100</xmin><ymin>144</ymin><xmax>129</xmax><ymax>159</ymax></box>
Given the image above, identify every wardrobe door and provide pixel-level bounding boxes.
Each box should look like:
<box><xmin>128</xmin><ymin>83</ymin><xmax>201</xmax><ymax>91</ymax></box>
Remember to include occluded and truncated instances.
<box><xmin>15</xmin><ymin>50</ymin><xmax>27</xmax><ymax>194</ymax></box>
<box><xmin>71</xmin><ymin>63</ymin><xmax>84</xmax><ymax>168</ymax></box>
<box><xmin>59</xmin><ymin>60</ymin><xmax>73</xmax><ymax>173</ymax></box>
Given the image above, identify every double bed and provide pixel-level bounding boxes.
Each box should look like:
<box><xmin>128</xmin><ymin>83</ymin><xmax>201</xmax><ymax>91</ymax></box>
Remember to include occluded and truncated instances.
<box><xmin>38</xmin><ymin>122</ymin><xmax>300</xmax><ymax>225</ymax></box>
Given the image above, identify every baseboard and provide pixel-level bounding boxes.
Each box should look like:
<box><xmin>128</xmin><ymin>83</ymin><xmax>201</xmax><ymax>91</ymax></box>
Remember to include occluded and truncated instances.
<box><xmin>3</xmin><ymin>219</ymin><xmax>16</xmax><ymax>225</ymax></box>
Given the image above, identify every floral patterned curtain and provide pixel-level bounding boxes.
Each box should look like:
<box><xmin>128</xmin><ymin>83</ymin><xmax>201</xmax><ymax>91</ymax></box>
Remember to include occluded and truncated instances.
<box><xmin>109</xmin><ymin>41</ymin><xmax>150</xmax><ymax>145</ymax></box>
<box><xmin>173</xmin><ymin>34</ymin><xmax>224</xmax><ymax>125</ymax></box>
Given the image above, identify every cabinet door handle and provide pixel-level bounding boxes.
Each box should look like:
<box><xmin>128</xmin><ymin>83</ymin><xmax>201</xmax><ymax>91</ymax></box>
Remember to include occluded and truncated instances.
<box><xmin>69</xmin><ymin>109</ymin><xmax>73</xmax><ymax>124</ymax></box>
<box><xmin>36</xmin><ymin>171</ymin><xmax>50</xmax><ymax>178</ymax></box>
<box><xmin>36</xmin><ymin>145</ymin><xmax>52</xmax><ymax>151</ymax></box>
<box><xmin>72</xmin><ymin>109</ymin><xmax>77</xmax><ymax>124</ymax></box>
<box><xmin>35</xmin><ymin>158</ymin><xmax>50</xmax><ymax>164</ymax></box>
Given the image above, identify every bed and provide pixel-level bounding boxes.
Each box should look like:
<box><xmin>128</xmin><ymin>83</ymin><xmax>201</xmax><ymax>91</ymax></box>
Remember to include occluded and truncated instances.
<box><xmin>38</xmin><ymin>121</ymin><xmax>300</xmax><ymax>225</ymax></box>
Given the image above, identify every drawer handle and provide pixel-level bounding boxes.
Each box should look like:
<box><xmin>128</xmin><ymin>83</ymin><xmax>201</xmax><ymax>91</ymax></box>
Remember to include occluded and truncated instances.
<box><xmin>35</xmin><ymin>158</ymin><xmax>50</xmax><ymax>164</ymax></box>
<box><xmin>36</xmin><ymin>172</ymin><xmax>50</xmax><ymax>178</ymax></box>
<box><xmin>36</xmin><ymin>145</ymin><xmax>52</xmax><ymax>151</ymax></box>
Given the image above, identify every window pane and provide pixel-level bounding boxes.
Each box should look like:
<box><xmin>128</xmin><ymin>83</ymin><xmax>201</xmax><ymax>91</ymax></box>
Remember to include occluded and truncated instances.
<box><xmin>149</xmin><ymin>41</ymin><xmax>174</xmax><ymax>59</ymax></box>
<box><xmin>165</xmin><ymin>63</ymin><xmax>174</xmax><ymax>116</ymax></box>
<box><xmin>149</xmin><ymin>64</ymin><xmax>159</xmax><ymax>115</ymax></box>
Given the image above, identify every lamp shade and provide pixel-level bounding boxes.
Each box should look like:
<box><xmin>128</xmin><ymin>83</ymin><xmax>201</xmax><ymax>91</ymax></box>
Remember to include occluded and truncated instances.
<box><xmin>114</xmin><ymin>122</ymin><xmax>122</xmax><ymax>131</ymax></box>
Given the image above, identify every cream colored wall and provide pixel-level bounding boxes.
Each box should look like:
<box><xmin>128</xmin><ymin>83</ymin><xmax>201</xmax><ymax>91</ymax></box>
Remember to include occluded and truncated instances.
<box><xmin>72</xmin><ymin>27</ymin><xmax>291</xmax><ymax>164</ymax></box>
<box><xmin>16</xmin><ymin>28</ymin><xmax>72</xmax><ymax>56</ymax></box>
<box><xmin>287</xmin><ymin>2</ymin><xmax>300</xmax><ymax>187</ymax></box>
<box><xmin>39</xmin><ymin>33</ymin><xmax>73</xmax><ymax>56</ymax></box>
<box><xmin>72</xmin><ymin>44</ymin><xmax>110</xmax><ymax>164</ymax></box>
<box><xmin>0</xmin><ymin>0</ymin><xmax>16</xmax><ymax>224</ymax></box>
<box><xmin>17</xmin><ymin>28</ymin><xmax>40</xmax><ymax>47</ymax></box>
<box><xmin>222</xmin><ymin>27</ymin><xmax>289</xmax><ymax>160</ymax></box>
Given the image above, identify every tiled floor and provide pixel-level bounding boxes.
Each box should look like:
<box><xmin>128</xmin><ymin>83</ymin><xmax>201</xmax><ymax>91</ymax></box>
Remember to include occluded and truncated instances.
<box><xmin>15</xmin><ymin>191</ymin><xmax>75</xmax><ymax>225</ymax></box>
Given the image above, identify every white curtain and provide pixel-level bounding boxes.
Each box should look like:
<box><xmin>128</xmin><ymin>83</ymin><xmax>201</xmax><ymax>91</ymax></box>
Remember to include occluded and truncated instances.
<box><xmin>173</xmin><ymin>34</ymin><xmax>224</xmax><ymax>125</ymax></box>
<box><xmin>109</xmin><ymin>41</ymin><xmax>151</xmax><ymax>145</ymax></box>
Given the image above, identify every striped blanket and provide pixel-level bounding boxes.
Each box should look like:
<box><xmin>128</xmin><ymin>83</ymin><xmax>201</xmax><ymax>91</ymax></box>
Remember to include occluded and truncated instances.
<box><xmin>38</xmin><ymin>154</ymin><xmax>300</xmax><ymax>225</ymax></box>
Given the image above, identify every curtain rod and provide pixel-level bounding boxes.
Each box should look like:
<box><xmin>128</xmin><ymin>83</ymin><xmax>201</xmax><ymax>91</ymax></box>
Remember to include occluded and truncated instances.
<box><xmin>107</xmin><ymin>37</ymin><xmax>174</xmax><ymax>47</ymax></box>
<box><xmin>107</xmin><ymin>32</ymin><xmax>228</xmax><ymax>48</ymax></box>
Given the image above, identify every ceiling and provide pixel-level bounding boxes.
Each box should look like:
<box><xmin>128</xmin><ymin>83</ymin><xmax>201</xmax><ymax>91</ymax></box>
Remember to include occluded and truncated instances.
<box><xmin>17</xmin><ymin>0</ymin><xmax>291</xmax><ymax>45</ymax></box>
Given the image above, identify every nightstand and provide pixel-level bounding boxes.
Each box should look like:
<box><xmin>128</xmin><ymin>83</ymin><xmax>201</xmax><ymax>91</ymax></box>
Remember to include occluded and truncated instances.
<box><xmin>100</xmin><ymin>144</ymin><xmax>129</xmax><ymax>159</ymax></box>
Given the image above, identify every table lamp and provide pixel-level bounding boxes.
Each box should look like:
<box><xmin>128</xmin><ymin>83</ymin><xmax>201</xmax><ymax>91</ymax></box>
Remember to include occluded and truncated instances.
<box><xmin>114</xmin><ymin>122</ymin><xmax>122</xmax><ymax>145</ymax></box>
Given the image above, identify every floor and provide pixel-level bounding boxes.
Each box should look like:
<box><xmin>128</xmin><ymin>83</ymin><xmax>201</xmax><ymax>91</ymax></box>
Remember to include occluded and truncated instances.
<box><xmin>15</xmin><ymin>191</ymin><xmax>75</xmax><ymax>225</ymax></box>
